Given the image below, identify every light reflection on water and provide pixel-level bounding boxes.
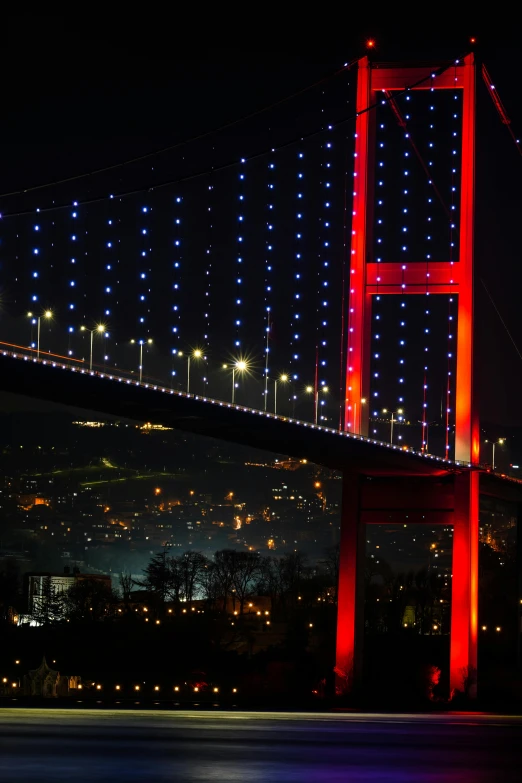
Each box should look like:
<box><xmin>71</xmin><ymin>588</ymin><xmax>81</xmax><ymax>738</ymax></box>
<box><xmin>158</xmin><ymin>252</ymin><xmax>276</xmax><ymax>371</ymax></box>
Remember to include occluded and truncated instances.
<box><xmin>0</xmin><ymin>710</ymin><xmax>518</xmax><ymax>783</ymax></box>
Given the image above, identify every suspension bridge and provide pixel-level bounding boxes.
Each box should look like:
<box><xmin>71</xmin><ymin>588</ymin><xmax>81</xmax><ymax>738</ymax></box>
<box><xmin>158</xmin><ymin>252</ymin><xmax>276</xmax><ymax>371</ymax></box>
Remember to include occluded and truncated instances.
<box><xmin>1</xmin><ymin>50</ymin><xmax>521</xmax><ymax>698</ymax></box>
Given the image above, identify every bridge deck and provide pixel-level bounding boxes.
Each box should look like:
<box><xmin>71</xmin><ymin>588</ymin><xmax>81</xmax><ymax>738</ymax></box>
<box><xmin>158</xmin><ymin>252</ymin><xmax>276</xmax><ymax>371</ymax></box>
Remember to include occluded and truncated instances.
<box><xmin>0</xmin><ymin>351</ymin><xmax>520</xmax><ymax>496</ymax></box>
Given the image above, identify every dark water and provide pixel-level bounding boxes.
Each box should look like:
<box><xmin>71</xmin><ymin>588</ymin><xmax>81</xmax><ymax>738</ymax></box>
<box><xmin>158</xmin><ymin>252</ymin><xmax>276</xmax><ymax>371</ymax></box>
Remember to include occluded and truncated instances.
<box><xmin>0</xmin><ymin>708</ymin><xmax>521</xmax><ymax>782</ymax></box>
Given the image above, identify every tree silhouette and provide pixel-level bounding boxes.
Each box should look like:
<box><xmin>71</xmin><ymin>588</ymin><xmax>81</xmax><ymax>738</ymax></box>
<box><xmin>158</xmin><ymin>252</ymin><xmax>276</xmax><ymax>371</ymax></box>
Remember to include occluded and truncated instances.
<box><xmin>31</xmin><ymin>576</ymin><xmax>65</xmax><ymax>626</ymax></box>
<box><xmin>64</xmin><ymin>579</ymin><xmax>117</xmax><ymax>622</ymax></box>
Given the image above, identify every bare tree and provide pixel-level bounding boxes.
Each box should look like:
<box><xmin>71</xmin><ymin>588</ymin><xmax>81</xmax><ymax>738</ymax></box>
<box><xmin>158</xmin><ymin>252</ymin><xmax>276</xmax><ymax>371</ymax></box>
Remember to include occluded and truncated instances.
<box><xmin>119</xmin><ymin>570</ymin><xmax>134</xmax><ymax>610</ymax></box>
<box><xmin>64</xmin><ymin>579</ymin><xmax>117</xmax><ymax>622</ymax></box>
<box><xmin>199</xmin><ymin>560</ymin><xmax>221</xmax><ymax>610</ymax></box>
<box><xmin>136</xmin><ymin>549</ymin><xmax>174</xmax><ymax>612</ymax></box>
<box><xmin>320</xmin><ymin>544</ymin><xmax>340</xmax><ymax>601</ymax></box>
<box><xmin>256</xmin><ymin>556</ymin><xmax>280</xmax><ymax>613</ymax></box>
<box><xmin>178</xmin><ymin>551</ymin><xmax>208</xmax><ymax>604</ymax></box>
<box><xmin>231</xmin><ymin>551</ymin><xmax>262</xmax><ymax>614</ymax></box>
<box><xmin>212</xmin><ymin>550</ymin><xmax>237</xmax><ymax>612</ymax></box>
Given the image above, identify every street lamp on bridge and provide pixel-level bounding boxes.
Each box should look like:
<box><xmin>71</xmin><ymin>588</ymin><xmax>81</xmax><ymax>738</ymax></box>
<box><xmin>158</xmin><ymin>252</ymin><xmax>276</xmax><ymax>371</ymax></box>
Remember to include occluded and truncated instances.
<box><xmin>178</xmin><ymin>348</ymin><xmax>203</xmax><ymax>394</ymax></box>
<box><xmin>274</xmin><ymin>374</ymin><xmax>288</xmax><ymax>415</ymax></box>
<box><xmin>306</xmin><ymin>385</ymin><xmax>329</xmax><ymax>425</ymax></box>
<box><xmin>485</xmin><ymin>437</ymin><xmax>506</xmax><ymax>471</ymax></box>
<box><xmin>317</xmin><ymin>386</ymin><xmax>329</xmax><ymax>424</ymax></box>
<box><xmin>27</xmin><ymin>309</ymin><xmax>53</xmax><ymax>361</ymax></box>
<box><xmin>80</xmin><ymin>323</ymin><xmax>107</xmax><ymax>371</ymax></box>
<box><xmin>223</xmin><ymin>360</ymin><xmax>249</xmax><ymax>404</ymax></box>
<box><xmin>382</xmin><ymin>408</ymin><xmax>404</xmax><ymax>445</ymax></box>
<box><xmin>419</xmin><ymin>420</ymin><xmax>437</xmax><ymax>454</ymax></box>
<box><xmin>130</xmin><ymin>338</ymin><xmax>153</xmax><ymax>384</ymax></box>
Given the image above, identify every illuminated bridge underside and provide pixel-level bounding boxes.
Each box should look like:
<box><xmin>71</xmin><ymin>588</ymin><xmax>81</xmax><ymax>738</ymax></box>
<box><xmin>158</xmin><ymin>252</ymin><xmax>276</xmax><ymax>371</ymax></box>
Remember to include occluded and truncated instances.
<box><xmin>0</xmin><ymin>353</ymin><xmax>467</xmax><ymax>477</ymax></box>
<box><xmin>1</xmin><ymin>353</ymin><xmax>520</xmax><ymax>500</ymax></box>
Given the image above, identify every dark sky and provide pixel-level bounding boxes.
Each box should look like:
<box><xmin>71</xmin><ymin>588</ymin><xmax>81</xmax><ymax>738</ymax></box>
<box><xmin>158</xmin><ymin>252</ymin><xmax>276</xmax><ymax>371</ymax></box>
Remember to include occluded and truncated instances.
<box><xmin>1</xmin><ymin>15</ymin><xmax>521</xmax><ymax>438</ymax></box>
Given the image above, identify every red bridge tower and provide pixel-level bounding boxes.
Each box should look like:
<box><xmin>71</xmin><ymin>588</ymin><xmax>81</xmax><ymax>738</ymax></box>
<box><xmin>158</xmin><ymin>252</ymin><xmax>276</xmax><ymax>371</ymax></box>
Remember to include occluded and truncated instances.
<box><xmin>336</xmin><ymin>54</ymin><xmax>481</xmax><ymax>697</ymax></box>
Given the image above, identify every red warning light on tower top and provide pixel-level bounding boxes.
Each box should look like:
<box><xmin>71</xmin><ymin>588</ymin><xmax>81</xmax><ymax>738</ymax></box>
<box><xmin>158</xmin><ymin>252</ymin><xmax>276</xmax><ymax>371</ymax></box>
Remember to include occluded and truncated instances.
<box><xmin>470</xmin><ymin>36</ymin><xmax>477</xmax><ymax>44</ymax></box>
<box><xmin>366</xmin><ymin>39</ymin><xmax>376</xmax><ymax>49</ymax></box>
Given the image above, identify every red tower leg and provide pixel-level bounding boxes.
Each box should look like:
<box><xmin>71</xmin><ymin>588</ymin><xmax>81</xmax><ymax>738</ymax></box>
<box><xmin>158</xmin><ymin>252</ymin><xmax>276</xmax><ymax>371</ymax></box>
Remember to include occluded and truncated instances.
<box><xmin>335</xmin><ymin>472</ymin><xmax>365</xmax><ymax>694</ymax></box>
<box><xmin>450</xmin><ymin>471</ymin><xmax>479</xmax><ymax>697</ymax></box>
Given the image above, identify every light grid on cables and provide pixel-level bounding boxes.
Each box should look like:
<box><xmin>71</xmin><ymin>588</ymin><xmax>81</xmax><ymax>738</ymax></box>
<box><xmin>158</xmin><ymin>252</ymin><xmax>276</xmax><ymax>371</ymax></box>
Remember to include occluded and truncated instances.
<box><xmin>317</xmin><ymin>130</ymin><xmax>334</xmax><ymax>423</ymax></box>
<box><xmin>263</xmin><ymin>159</ymin><xmax>276</xmax><ymax>406</ymax></box>
<box><xmin>289</xmin><ymin>150</ymin><xmax>306</xmax><ymax>394</ymax></box>
<box><xmin>171</xmin><ymin>196</ymin><xmax>183</xmax><ymax>356</ymax></box>
<box><xmin>138</xmin><ymin>204</ymin><xmax>151</xmax><ymax>332</ymax></box>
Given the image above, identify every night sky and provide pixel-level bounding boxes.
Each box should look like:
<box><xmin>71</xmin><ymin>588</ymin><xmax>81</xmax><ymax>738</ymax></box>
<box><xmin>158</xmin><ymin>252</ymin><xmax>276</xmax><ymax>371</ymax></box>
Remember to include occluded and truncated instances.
<box><xmin>1</xmin><ymin>16</ymin><xmax>521</xmax><ymax>446</ymax></box>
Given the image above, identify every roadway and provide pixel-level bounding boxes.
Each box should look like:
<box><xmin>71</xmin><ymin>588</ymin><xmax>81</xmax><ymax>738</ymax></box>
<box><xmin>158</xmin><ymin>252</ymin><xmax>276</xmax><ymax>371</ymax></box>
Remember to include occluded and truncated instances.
<box><xmin>0</xmin><ymin>349</ymin><xmax>472</xmax><ymax>476</ymax></box>
<box><xmin>2</xmin><ymin>346</ymin><xmax>521</xmax><ymax>502</ymax></box>
<box><xmin>0</xmin><ymin>708</ymin><xmax>521</xmax><ymax>781</ymax></box>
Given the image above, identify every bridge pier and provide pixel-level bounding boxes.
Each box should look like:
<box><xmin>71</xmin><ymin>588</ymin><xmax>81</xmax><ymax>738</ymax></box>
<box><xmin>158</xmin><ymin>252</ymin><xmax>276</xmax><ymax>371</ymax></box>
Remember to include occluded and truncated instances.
<box><xmin>335</xmin><ymin>470</ymin><xmax>480</xmax><ymax>700</ymax></box>
<box><xmin>335</xmin><ymin>473</ymin><xmax>365</xmax><ymax>695</ymax></box>
<box><xmin>449</xmin><ymin>471</ymin><xmax>479</xmax><ymax>698</ymax></box>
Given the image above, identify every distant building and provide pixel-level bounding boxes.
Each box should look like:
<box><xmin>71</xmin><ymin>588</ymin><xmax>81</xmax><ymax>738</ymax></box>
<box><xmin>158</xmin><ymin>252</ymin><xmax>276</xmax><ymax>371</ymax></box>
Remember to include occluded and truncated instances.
<box><xmin>25</xmin><ymin>567</ymin><xmax>111</xmax><ymax>613</ymax></box>
<box><xmin>22</xmin><ymin>657</ymin><xmax>81</xmax><ymax>697</ymax></box>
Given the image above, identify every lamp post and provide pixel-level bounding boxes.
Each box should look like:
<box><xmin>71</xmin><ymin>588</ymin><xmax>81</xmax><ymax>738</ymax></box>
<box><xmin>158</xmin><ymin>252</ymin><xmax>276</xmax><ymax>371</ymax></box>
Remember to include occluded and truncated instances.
<box><xmin>178</xmin><ymin>349</ymin><xmax>202</xmax><ymax>394</ymax></box>
<box><xmin>305</xmin><ymin>386</ymin><xmax>315</xmax><ymax>423</ymax></box>
<box><xmin>27</xmin><ymin>312</ymin><xmax>36</xmax><ymax>351</ymax></box>
<box><xmin>485</xmin><ymin>437</ymin><xmax>505</xmax><ymax>470</ymax></box>
<box><xmin>224</xmin><ymin>360</ymin><xmax>248</xmax><ymax>404</ymax></box>
<box><xmin>232</xmin><ymin>360</ymin><xmax>247</xmax><ymax>404</ymax></box>
<box><xmin>317</xmin><ymin>386</ymin><xmax>329</xmax><ymax>424</ymax></box>
<box><xmin>274</xmin><ymin>374</ymin><xmax>288</xmax><ymax>415</ymax></box>
<box><xmin>130</xmin><ymin>338</ymin><xmax>153</xmax><ymax>383</ymax></box>
<box><xmin>382</xmin><ymin>408</ymin><xmax>404</xmax><ymax>444</ymax></box>
<box><xmin>80</xmin><ymin>324</ymin><xmax>107</xmax><ymax>371</ymax></box>
<box><xmin>419</xmin><ymin>420</ymin><xmax>437</xmax><ymax>454</ymax></box>
<box><xmin>28</xmin><ymin>310</ymin><xmax>52</xmax><ymax>361</ymax></box>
